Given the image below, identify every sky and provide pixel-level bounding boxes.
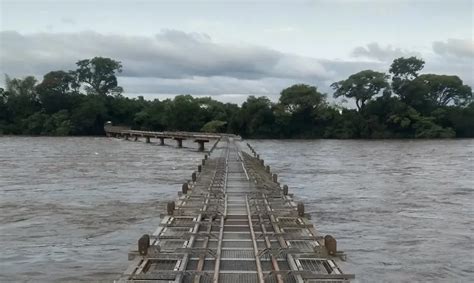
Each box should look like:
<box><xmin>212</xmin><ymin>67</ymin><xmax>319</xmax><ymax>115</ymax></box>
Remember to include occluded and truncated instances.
<box><xmin>0</xmin><ymin>0</ymin><xmax>473</xmax><ymax>104</ymax></box>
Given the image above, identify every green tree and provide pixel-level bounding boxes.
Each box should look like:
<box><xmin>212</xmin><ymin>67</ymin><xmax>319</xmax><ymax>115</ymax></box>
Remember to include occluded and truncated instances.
<box><xmin>239</xmin><ymin>96</ymin><xmax>275</xmax><ymax>138</ymax></box>
<box><xmin>168</xmin><ymin>95</ymin><xmax>202</xmax><ymax>131</ymax></box>
<box><xmin>43</xmin><ymin>110</ymin><xmax>72</xmax><ymax>135</ymax></box>
<box><xmin>331</xmin><ymin>70</ymin><xmax>390</xmax><ymax>111</ymax></box>
<box><xmin>134</xmin><ymin>99</ymin><xmax>167</xmax><ymax>130</ymax></box>
<box><xmin>277</xmin><ymin>84</ymin><xmax>329</xmax><ymax>137</ymax></box>
<box><xmin>36</xmin><ymin>70</ymin><xmax>77</xmax><ymax>114</ymax></box>
<box><xmin>75</xmin><ymin>57</ymin><xmax>123</xmax><ymax>95</ymax></box>
<box><xmin>1</xmin><ymin>55</ymin><xmax>472</xmax><ymax>138</ymax></box>
<box><xmin>70</xmin><ymin>96</ymin><xmax>107</xmax><ymax>135</ymax></box>
<box><xmin>21</xmin><ymin>112</ymin><xmax>48</xmax><ymax>135</ymax></box>
<box><xmin>223</xmin><ymin>103</ymin><xmax>240</xmax><ymax>134</ymax></box>
<box><xmin>390</xmin><ymin>57</ymin><xmax>425</xmax><ymax>81</ymax></box>
<box><xmin>201</xmin><ymin>120</ymin><xmax>227</xmax><ymax>133</ymax></box>
<box><xmin>4</xmin><ymin>75</ymin><xmax>41</xmax><ymax>127</ymax></box>
<box><xmin>105</xmin><ymin>94</ymin><xmax>145</xmax><ymax>126</ymax></box>
<box><xmin>414</xmin><ymin>74</ymin><xmax>472</xmax><ymax>107</ymax></box>
<box><xmin>444</xmin><ymin>102</ymin><xmax>474</xmax><ymax>137</ymax></box>
<box><xmin>389</xmin><ymin>56</ymin><xmax>426</xmax><ymax>108</ymax></box>
<box><xmin>279</xmin><ymin>84</ymin><xmax>326</xmax><ymax>113</ymax></box>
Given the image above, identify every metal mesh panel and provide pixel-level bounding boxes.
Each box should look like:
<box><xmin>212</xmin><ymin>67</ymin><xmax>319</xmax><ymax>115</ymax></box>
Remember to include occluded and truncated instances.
<box><xmin>221</xmin><ymin>249</ymin><xmax>254</xmax><ymax>259</ymax></box>
<box><xmin>224</xmin><ymin>226</ymin><xmax>250</xmax><ymax>232</ymax></box>
<box><xmin>221</xmin><ymin>260</ymin><xmax>256</xmax><ymax>271</ymax></box>
<box><xmin>223</xmin><ymin>232</ymin><xmax>251</xmax><ymax>239</ymax></box>
<box><xmin>222</xmin><ymin>241</ymin><xmax>253</xmax><ymax>248</ymax></box>
<box><xmin>225</xmin><ymin>220</ymin><xmax>250</xmax><ymax>225</ymax></box>
<box><xmin>219</xmin><ymin>273</ymin><xmax>258</xmax><ymax>283</ymax></box>
<box><xmin>159</xmin><ymin>240</ymin><xmax>186</xmax><ymax>250</ymax></box>
<box><xmin>203</xmin><ymin>260</ymin><xmax>216</xmax><ymax>270</ymax></box>
<box><xmin>162</xmin><ymin>227</ymin><xmax>191</xmax><ymax>237</ymax></box>
<box><xmin>185</xmin><ymin>260</ymin><xmax>199</xmax><ymax>270</ymax></box>
<box><xmin>172</xmin><ymin>217</ymin><xmax>194</xmax><ymax>224</ymax></box>
<box><xmin>288</xmin><ymin>240</ymin><xmax>315</xmax><ymax>251</ymax></box>
<box><xmin>145</xmin><ymin>259</ymin><xmax>177</xmax><ymax>272</ymax></box>
<box><xmin>299</xmin><ymin>259</ymin><xmax>328</xmax><ymax>273</ymax></box>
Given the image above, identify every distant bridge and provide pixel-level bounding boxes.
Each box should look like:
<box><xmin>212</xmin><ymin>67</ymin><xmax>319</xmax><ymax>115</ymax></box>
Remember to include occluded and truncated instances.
<box><xmin>104</xmin><ymin>124</ymin><xmax>238</xmax><ymax>151</ymax></box>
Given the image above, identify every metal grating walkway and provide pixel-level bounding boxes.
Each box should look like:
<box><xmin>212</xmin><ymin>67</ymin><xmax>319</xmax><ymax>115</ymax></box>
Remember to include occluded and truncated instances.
<box><xmin>117</xmin><ymin>138</ymin><xmax>354</xmax><ymax>283</ymax></box>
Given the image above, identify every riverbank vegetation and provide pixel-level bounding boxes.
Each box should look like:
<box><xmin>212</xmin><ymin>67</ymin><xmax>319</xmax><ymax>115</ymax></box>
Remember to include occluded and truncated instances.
<box><xmin>1</xmin><ymin>56</ymin><xmax>472</xmax><ymax>138</ymax></box>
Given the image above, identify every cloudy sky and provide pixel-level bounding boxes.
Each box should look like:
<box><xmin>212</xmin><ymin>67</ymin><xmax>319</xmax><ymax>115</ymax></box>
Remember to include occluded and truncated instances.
<box><xmin>0</xmin><ymin>0</ymin><xmax>472</xmax><ymax>103</ymax></box>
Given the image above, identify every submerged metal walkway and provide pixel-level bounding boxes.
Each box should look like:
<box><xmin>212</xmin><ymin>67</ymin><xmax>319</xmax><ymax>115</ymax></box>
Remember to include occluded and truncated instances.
<box><xmin>117</xmin><ymin>137</ymin><xmax>353</xmax><ymax>282</ymax></box>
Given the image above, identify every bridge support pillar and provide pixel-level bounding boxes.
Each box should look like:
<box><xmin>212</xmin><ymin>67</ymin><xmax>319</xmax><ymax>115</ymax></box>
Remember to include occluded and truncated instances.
<box><xmin>175</xmin><ymin>138</ymin><xmax>184</xmax><ymax>148</ymax></box>
<box><xmin>198</xmin><ymin>141</ymin><xmax>205</xmax><ymax>151</ymax></box>
<box><xmin>159</xmin><ymin>137</ymin><xmax>165</xmax><ymax>145</ymax></box>
<box><xmin>194</xmin><ymin>139</ymin><xmax>209</xmax><ymax>152</ymax></box>
<box><xmin>146</xmin><ymin>137</ymin><xmax>150</xmax><ymax>143</ymax></box>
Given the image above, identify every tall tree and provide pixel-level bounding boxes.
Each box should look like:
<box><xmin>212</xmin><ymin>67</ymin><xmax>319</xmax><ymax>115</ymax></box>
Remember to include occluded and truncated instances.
<box><xmin>4</xmin><ymin>75</ymin><xmax>41</xmax><ymax>119</ymax></box>
<box><xmin>168</xmin><ymin>95</ymin><xmax>202</xmax><ymax>131</ymax></box>
<box><xmin>0</xmin><ymin>88</ymin><xmax>7</xmax><ymax>128</ymax></box>
<box><xmin>5</xmin><ymin>75</ymin><xmax>38</xmax><ymax>98</ymax></box>
<box><xmin>389</xmin><ymin>57</ymin><xmax>426</xmax><ymax>108</ymax></box>
<box><xmin>239</xmin><ymin>96</ymin><xmax>275</xmax><ymax>137</ymax></box>
<box><xmin>279</xmin><ymin>84</ymin><xmax>326</xmax><ymax>113</ymax></box>
<box><xmin>36</xmin><ymin>71</ymin><xmax>76</xmax><ymax>113</ymax></box>
<box><xmin>278</xmin><ymin>84</ymin><xmax>327</xmax><ymax>137</ymax></box>
<box><xmin>389</xmin><ymin>56</ymin><xmax>425</xmax><ymax>81</ymax></box>
<box><xmin>331</xmin><ymin>70</ymin><xmax>390</xmax><ymax>111</ymax></box>
<box><xmin>414</xmin><ymin>74</ymin><xmax>472</xmax><ymax>107</ymax></box>
<box><xmin>75</xmin><ymin>57</ymin><xmax>123</xmax><ymax>96</ymax></box>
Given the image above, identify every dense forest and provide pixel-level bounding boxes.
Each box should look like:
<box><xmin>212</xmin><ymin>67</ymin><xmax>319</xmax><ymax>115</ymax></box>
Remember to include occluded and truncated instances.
<box><xmin>0</xmin><ymin>56</ymin><xmax>472</xmax><ymax>138</ymax></box>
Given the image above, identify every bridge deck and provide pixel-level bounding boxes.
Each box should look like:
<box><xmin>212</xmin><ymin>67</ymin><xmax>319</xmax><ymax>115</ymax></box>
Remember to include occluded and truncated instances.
<box><xmin>104</xmin><ymin>125</ymin><xmax>232</xmax><ymax>140</ymax></box>
<box><xmin>118</xmin><ymin>138</ymin><xmax>353</xmax><ymax>283</ymax></box>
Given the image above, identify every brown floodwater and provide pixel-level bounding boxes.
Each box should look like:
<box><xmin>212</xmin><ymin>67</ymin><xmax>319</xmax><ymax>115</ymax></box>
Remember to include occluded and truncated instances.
<box><xmin>0</xmin><ymin>137</ymin><xmax>472</xmax><ymax>282</ymax></box>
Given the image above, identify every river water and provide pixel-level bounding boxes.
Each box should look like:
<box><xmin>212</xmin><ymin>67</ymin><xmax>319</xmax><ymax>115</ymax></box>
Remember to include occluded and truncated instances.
<box><xmin>0</xmin><ymin>137</ymin><xmax>472</xmax><ymax>282</ymax></box>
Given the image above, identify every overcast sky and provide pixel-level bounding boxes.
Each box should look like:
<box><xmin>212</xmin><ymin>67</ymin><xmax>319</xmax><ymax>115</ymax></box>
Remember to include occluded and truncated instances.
<box><xmin>1</xmin><ymin>0</ymin><xmax>473</xmax><ymax>103</ymax></box>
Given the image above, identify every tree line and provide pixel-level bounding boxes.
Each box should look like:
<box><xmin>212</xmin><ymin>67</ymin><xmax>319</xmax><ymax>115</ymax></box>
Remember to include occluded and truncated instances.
<box><xmin>0</xmin><ymin>56</ymin><xmax>472</xmax><ymax>138</ymax></box>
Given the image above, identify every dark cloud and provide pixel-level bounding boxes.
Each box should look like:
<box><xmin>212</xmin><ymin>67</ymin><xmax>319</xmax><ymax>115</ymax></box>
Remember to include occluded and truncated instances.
<box><xmin>119</xmin><ymin>76</ymin><xmax>308</xmax><ymax>97</ymax></box>
<box><xmin>351</xmin><ymin>42</ymin><xmax>420</xmax><ymax>62</ymax></box>
<box><xmin>0</xmin><ymin>30</ymin><xmax>329</xmax><ymax>81</ymax></box>
<box><xmin>432</xmin><ymin>38</ymin><xmax>474</xmax><ymax>59</ymax></box>
<box><xmin>1</xmin><ymin>31</ymin><xmax>471</xmax><ymax>99</ymax></box>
